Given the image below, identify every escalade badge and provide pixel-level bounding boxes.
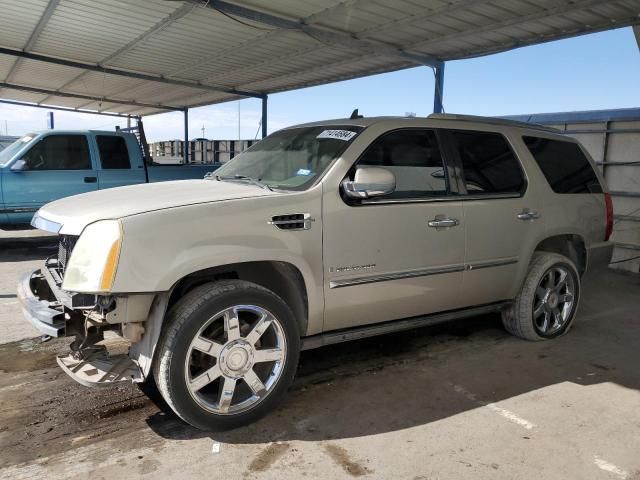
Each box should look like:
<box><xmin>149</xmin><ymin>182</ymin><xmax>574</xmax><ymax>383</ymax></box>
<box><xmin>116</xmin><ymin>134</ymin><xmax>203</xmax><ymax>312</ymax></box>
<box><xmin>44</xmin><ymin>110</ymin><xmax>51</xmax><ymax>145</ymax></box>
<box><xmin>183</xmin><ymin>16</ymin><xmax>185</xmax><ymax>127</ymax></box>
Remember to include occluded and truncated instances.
<box><xmin>330</xmin><ymin>264</ymin><xmax>376</xmax><ymax>273</ymax></box>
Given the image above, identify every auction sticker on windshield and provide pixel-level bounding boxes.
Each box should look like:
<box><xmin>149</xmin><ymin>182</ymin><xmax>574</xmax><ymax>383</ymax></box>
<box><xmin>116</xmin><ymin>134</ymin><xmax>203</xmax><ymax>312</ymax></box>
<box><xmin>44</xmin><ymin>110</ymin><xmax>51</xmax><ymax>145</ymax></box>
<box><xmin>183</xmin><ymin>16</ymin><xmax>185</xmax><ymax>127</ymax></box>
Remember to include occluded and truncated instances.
<box><xmin>317</xmin><ymin>129</ymin><xmax>357</xmax><ymax>141</ymax></box>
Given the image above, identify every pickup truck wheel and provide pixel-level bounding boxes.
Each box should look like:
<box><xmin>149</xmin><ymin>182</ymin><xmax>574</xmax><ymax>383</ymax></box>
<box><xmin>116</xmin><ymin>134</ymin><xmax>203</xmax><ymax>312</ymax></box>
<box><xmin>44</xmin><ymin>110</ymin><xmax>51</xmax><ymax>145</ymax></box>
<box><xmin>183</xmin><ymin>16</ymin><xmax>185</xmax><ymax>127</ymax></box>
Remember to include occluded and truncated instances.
<box><xmin>153</xmin><ymin>280</ymin><xmax>300</xmax><ymax>431</ymax></box>
<box><xmin>502</xmin><ymin>252</ymin><xmax>580</xmax><ymax>341</ymax></box>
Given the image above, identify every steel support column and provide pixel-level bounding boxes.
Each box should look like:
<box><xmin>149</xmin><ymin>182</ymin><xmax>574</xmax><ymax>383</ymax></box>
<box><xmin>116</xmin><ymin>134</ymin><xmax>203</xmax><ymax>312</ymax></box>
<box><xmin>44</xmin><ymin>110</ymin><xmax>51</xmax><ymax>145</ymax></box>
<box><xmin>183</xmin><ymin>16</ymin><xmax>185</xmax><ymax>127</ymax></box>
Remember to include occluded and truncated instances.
<box><xmin>261</xmin><ymin>95</ymin><xmax>268</xmax><ymax>139</ymax></box>
<box><xmin>433</xmin><ymin>61</ymin><xmax>445</xmax><ymax>114</ymax></box>
<box><xmin>184</xmin><ymin>109</ymin><xmax>189</xmax><ymax>163</ymax></box>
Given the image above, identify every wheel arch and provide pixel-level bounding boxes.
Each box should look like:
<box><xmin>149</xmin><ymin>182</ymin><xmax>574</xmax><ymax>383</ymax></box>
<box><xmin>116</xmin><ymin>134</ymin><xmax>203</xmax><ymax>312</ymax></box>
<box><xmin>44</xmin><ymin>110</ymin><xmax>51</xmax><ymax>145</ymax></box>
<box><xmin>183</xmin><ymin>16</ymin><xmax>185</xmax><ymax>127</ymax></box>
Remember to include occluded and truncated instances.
<box><xmin>533</xmin><ymin>234</ymin><xmax>587</xmax><ymax>276</ymax></box>
<box><xmin>167</xmin><ymin>260</ymin><xmax>309</xmax><ymax>336</ymax></box>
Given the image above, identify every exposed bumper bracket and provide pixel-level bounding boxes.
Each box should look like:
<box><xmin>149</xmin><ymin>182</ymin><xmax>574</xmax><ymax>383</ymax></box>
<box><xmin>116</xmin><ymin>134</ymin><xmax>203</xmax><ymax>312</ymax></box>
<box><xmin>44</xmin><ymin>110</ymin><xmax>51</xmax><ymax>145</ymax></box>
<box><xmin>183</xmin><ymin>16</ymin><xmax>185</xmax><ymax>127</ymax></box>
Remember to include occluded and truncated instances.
<box><xmin>57</xmin><ymin>350</ymin><xmax>143</xmax><ymax>387</ymax></box>
<box><xmin>17</xmin><ymin>270</ymin><xmax>66</xmax><ymax>337</ymax></box>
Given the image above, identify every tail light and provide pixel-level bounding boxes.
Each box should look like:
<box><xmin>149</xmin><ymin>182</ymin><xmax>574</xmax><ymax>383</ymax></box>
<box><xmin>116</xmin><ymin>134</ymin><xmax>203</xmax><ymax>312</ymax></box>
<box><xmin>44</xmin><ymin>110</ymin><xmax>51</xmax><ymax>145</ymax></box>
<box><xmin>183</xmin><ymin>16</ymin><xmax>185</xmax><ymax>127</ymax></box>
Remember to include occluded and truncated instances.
<box><xmin>604</xmin><ymin>192</ymin><xmax>613</xmax><ymax>241</ymax></box>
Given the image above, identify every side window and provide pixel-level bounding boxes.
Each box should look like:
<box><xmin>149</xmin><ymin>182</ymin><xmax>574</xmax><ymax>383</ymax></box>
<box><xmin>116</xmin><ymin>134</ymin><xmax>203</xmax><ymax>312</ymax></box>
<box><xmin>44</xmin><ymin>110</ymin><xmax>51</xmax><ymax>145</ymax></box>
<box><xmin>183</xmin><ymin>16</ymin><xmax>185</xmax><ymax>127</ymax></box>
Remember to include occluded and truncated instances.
<box><xmin>97</xmin><ymin>136</ymin><xmax>131</xmax><ymax>169</ymax></box>
<box><xmin>357</xmin><ymin>129</ymin><xmax>448</xmax><ymax>199</ymax></box>
<box><xmin>22</xmin><ymin>135</ymin><xmax>91</xmax><ymax>171</ymax></box>
<box><xmin>523</xmin><ymin>136</ymin><xmax>603</xmax><ymax>194</ymax></box>
<box><xmin>449</xmin><ymin>130</ymin><xmax>525</xmax><ymax>195</ymax></box>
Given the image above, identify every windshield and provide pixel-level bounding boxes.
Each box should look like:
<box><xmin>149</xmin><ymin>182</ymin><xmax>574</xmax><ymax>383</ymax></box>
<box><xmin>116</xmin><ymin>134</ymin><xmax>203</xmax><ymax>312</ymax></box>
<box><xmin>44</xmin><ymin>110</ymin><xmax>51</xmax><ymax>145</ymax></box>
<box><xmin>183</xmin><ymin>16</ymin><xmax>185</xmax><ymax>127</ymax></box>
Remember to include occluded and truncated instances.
<box><xmin>212</xmin><ymin>125</ymin><xmax>363</xmax><ymax>191</ymax></box>
<box><xmin>0</xmin><ymin>134</ymin><xmax>36</xmax><ymax>167</ymax></box>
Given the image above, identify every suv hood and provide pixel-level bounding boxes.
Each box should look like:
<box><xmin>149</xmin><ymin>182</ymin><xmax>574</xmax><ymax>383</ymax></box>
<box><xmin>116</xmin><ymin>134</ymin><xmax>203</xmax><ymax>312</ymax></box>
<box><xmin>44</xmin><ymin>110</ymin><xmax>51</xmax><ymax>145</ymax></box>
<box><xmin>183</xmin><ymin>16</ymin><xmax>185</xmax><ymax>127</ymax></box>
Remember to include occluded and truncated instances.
<box><xmin>34</xmin><ymin>179</ymin><xmax>276</xmax><ymax>235</ymax></box>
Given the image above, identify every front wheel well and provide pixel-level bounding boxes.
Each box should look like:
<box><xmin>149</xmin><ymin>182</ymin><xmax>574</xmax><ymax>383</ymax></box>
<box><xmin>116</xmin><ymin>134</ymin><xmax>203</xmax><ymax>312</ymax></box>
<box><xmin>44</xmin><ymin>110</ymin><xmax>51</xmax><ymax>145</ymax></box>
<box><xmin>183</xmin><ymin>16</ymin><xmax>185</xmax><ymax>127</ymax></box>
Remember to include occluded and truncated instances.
<box><xmin>167</xmin><ymin>261</ymin><xmax>309</xmax><ymax>335</ymax></box>
<box><xmin>534</xmin><ymin>234</ymin><xmax>586</xmax><ymax>276</ymax></box>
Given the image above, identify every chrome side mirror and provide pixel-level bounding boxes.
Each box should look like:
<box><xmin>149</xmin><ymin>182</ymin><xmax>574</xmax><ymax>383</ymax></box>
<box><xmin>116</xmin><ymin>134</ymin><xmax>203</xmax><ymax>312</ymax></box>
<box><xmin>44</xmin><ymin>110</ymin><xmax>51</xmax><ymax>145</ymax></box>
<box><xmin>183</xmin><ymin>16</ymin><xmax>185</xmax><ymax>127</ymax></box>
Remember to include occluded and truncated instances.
<box><xmin>342</xmin><ymin>166</ymin><xmax>396</xmax><ymax>200</ymax></box>
<box><xmin>10</xmin><ymin>159</ymin><xmax>27</xmax><ymax>171</ymax></box>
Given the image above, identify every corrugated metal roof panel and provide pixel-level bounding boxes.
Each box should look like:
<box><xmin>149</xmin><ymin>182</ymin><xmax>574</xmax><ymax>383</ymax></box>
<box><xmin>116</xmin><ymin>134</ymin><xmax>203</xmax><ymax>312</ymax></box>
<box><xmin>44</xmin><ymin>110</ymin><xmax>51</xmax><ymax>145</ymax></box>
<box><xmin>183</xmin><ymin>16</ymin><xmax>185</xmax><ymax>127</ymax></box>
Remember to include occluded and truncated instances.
<box><xmin>0</xmin><ymin>0</ymin><xmax>637</xmax><ymax>116</ymax></box>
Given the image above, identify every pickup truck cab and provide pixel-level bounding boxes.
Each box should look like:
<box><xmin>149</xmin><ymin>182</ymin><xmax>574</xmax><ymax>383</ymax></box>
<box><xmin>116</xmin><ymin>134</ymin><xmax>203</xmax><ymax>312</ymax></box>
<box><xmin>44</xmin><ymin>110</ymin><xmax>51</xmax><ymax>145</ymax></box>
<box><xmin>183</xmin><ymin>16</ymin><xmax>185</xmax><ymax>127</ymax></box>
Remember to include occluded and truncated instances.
<box><xmin>0</xmin><ymin>130</ymin><xmax>215</xmax><ymax>226</ymax></box>
<box><xmin>18</xmin><ymin>114</ymin><xmax>614</xmax><ymax>431</ymax></box>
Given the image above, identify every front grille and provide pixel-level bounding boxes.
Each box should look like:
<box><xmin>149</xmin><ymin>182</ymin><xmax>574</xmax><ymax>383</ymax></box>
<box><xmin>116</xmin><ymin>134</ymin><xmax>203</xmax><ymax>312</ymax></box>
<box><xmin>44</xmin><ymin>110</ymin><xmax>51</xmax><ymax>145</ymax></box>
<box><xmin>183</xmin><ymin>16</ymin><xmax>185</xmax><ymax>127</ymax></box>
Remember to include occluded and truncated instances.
<box><xmin>57</xmin><ymin>235</ymin><xmax>78</xmax><ymax>274</ymax></box>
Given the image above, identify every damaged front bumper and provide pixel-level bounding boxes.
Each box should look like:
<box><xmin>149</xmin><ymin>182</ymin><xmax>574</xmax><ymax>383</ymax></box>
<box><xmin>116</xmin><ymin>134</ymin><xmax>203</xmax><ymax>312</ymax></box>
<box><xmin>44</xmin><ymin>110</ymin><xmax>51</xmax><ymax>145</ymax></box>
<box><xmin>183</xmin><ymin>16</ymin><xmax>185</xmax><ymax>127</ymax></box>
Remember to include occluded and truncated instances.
<box><xmin>17</xmin><ymin>262</ymin><xmax>145</xmax><ymax>386</ymax></box>
<box><xmin>17</xmin><ymin>268</ymin><xmax>67</xmax><ymax>337</ymax></box>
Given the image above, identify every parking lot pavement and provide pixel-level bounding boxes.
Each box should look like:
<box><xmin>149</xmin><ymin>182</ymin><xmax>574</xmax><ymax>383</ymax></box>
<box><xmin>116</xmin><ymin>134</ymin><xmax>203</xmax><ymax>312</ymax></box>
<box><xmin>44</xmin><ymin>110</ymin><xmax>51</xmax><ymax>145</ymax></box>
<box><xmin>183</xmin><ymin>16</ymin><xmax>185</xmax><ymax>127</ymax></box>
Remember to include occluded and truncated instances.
<box><xmin>0</xmin><ymin>229</ymin><xmax>57</xmax><ymax>343</ymax></box>
<box><xmin>1</xmin><ymin>231</ymin><xmax>639</xmax><ymax>479</ymax></box>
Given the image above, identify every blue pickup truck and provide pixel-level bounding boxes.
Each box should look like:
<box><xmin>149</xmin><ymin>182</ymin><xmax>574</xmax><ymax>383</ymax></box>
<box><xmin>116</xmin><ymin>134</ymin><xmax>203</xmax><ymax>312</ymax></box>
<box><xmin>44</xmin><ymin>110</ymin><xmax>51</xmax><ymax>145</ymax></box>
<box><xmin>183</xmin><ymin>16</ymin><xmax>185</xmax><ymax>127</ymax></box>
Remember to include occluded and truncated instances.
<box><xmin>0</xmin><ymin>130</ymin><xmax>218</xmax><ymax>227</ymax></box>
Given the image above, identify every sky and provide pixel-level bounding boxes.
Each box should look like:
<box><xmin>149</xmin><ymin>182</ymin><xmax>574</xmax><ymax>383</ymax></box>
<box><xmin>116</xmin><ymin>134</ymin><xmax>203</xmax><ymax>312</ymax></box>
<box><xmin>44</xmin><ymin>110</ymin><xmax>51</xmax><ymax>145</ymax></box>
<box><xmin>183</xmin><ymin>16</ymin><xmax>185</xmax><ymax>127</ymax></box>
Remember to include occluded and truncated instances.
<box><xmin>0</xmin><ymin>26</ymin><xmax>638</xmax><ymax>143</ymax></box>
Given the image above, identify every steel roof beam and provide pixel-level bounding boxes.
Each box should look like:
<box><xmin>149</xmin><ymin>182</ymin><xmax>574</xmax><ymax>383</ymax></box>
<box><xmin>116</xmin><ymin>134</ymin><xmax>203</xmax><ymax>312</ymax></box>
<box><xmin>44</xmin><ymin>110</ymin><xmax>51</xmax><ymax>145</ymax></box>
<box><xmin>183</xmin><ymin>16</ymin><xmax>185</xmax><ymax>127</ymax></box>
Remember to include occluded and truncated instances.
<box><xmin>302</xmin><ymin>0</ymin><xmax>362</xmax><ymax>25</ymax></box>
<box><xmin>105</xmin><ymin>0</ymin><xmax>365</xmax><ymax>94</ymax></box>
<box><xmin>0</xmin><ymin>81</ymin><xmax>182</xmax><ymax>112</ymax></box>
<box><xmin>2</xmin><ymin>0</ymin><xmax>60</xmax><ymax>88</ymax></box>
<box><xmin>448</xmin><ymin>16</ymin><xmax>640</xmax><ymax>62</ymax></box>
<box><xmin>40</xmin><ymin>3</ymin><xmax>198</xmax><ymax>105</ymax></box>
<box><xmin>0</xmin><ymin>98</ymin><xmax>140</xmax><ymax>119</ymax></box>
<box><xmin>92</xmin><ymin>0</ymin><xmax>437</xmax><ymax>109</ymax></box>
<box><xmin>193</xmin><ymin>0</ymin><xmax>440</xmax><ymax>67</ymax></box>
<box><xmin>98</xmin><ymin>0</ymin><xmax>363</xmax><ymax>101</ymax></box>
<box><xmin>0</xmin><ymin>47</ymin><xmax>264</xmax><ymax>99</ymax></box>
<box><xmin>356</xmin><ymin>0</ymin><xmax>484</xmax><ymax>38</ymax></box>
<box><xmin>409</xmin><ymin>0</ymin><xmax>614</xmax><ymax>52</ymax></box>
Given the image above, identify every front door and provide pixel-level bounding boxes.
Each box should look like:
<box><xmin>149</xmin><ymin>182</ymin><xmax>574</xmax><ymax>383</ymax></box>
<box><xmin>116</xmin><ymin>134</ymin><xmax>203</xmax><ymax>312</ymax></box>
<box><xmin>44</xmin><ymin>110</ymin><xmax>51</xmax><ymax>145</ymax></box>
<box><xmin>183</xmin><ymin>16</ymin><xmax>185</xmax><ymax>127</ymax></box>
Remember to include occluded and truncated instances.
<box><xmin>1</xmin><ymin>134</ymin><xmax>98</xmax><ymax>223</ymax></box>
<box><xmin>323</xmin><ymin>128</ymin><xmax>466</xmax><ymax>331</ymax></box>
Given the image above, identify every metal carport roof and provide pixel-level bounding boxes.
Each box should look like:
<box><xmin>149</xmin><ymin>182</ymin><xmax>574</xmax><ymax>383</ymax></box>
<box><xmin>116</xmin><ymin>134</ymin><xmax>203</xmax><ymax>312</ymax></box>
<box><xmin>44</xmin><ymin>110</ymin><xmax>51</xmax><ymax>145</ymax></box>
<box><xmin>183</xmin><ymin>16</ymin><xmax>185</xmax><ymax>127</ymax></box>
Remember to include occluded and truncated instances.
<box><xmin>0</xmin><ymin>0</ymin><xmax>639</xmax><ymax>119</ymax></box>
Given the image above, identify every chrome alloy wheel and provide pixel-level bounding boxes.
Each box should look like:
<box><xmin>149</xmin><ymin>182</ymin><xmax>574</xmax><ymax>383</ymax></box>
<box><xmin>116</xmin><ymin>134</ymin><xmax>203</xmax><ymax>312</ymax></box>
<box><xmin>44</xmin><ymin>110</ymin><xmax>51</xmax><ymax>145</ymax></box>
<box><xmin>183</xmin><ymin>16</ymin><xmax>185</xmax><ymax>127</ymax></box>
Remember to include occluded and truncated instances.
<box><xmin>184</xmin><ymin>305</ymin><xmax>287</xmax><ymax>415</ymax></box>
<box><xmin>533</xmin><ymin>266</ymin><xmax>576</xmax><ymax>336</ymax></box>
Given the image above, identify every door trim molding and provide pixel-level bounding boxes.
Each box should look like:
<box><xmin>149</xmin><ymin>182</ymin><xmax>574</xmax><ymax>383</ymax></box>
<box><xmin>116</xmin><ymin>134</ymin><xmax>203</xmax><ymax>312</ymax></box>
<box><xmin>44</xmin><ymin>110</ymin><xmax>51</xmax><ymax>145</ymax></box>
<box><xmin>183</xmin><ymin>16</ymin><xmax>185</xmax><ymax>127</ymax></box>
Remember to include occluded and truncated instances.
<box><xmin>0</xmin><ymin>207</ymin><xmax>39</xmax><ymax>214</ymax></box>
<box><xmin>329</xmin><ymin>257</ymin><xmax>518</xmax><ymax>289</ymax></box>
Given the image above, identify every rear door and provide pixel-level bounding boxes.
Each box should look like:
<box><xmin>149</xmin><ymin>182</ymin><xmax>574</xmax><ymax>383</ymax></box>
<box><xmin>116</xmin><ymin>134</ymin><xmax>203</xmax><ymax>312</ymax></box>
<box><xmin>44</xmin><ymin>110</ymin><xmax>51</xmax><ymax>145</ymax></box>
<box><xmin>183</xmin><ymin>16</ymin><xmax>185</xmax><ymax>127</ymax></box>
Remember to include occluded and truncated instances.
<box><xmin>1</xmin><ymin>134</ymin><xmax>98</xmax><ymax>223</ymax></box>
<box><xmin>442</xmin><ymin>128</ymin><xmax>544</xmax><ymax>307</ymax></box>
<box><xmin>95</xmin><ymin>134</ymin><xmax>145</xmax><ymax>189</ymax></box>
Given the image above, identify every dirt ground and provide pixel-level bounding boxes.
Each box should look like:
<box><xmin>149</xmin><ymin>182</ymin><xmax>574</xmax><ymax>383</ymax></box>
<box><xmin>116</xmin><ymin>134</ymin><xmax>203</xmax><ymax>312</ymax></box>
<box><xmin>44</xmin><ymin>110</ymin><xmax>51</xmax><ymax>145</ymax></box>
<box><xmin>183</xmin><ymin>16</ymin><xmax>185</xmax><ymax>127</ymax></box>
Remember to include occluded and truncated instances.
<box><xmin>1</xmin><ymin>230</ymin><xmax>639</xmax><ymax>480</ymax></box>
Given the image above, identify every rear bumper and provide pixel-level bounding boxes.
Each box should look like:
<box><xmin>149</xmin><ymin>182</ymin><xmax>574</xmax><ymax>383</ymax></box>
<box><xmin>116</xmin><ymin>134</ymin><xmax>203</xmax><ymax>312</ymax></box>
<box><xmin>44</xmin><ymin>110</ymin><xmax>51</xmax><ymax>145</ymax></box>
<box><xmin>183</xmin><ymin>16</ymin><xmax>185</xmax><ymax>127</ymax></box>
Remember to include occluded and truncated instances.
<box><xmin>17</xmin><ymin>270</ymin><xmax>66</xmax><ymax>337</ymax></box>
<box><xmin>586</xmin><ymin>241</ymin><xmax>614</xmax><ymax>274</ymax></box>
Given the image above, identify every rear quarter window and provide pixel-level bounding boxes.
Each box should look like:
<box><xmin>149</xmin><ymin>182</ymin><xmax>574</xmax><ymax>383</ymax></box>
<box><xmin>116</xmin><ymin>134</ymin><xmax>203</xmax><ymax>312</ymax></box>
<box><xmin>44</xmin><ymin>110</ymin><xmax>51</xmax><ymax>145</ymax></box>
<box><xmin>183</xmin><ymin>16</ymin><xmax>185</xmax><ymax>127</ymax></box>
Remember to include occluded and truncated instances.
<box><xmin>97</xmin><ymin>135</ymin><xmax>131</xmax><ymax>169</ymax></box>
<box><xmin>523</xmin><ymin>136</ymin><xmax>603</xmax><ymax>194</ymax></box>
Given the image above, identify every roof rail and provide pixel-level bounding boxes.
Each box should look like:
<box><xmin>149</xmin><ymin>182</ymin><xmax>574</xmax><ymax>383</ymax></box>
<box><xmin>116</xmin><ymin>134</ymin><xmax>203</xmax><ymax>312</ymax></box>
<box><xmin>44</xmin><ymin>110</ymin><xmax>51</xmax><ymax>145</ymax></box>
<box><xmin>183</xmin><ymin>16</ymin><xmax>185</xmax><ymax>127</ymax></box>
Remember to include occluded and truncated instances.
<box><xmin>427</xmin><ymin>113</ymin><xmax>561</xmax><ymax>134</ymax></box>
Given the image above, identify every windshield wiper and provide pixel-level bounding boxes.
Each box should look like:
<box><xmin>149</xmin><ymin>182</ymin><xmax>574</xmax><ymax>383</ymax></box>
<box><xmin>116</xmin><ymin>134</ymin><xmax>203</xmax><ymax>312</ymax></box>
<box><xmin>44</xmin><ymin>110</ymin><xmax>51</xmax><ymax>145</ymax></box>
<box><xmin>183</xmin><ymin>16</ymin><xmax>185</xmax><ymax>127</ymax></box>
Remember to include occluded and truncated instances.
<box><xmin>215</xmin><ymin>174</ymin><xmax>273</xmax><ymax>191</ymax></box>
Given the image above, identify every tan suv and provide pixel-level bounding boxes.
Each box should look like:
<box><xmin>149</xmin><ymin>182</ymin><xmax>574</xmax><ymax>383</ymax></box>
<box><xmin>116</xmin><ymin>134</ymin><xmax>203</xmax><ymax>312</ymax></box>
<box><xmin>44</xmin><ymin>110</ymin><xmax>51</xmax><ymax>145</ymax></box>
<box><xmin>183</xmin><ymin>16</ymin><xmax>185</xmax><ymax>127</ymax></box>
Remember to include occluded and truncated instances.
<box><xmin>18</xmin><ymin>114</ymin><xmax>613</xmax><ymax>430</ymax></box>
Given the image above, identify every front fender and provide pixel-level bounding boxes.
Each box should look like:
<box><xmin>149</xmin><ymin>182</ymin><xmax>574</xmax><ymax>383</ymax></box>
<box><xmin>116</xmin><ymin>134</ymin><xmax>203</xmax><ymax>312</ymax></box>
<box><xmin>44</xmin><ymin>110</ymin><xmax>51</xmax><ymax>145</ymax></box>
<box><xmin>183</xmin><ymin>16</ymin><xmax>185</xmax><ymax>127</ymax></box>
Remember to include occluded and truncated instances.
<box><xmin>113</xmin><ymin>192</ymin><xmax>324</xmax><ymax>334</ymax></box>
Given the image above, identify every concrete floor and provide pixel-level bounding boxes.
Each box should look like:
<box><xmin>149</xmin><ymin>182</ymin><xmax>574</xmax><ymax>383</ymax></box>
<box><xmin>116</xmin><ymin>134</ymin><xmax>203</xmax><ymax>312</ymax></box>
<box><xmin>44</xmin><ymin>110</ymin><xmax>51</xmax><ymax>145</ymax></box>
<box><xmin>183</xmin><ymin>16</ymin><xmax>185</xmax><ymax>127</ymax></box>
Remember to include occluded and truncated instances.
<box><xmin>1</xmin><ymin>230</ymin><xmax>639</xmax><ymax>480</ymax></box>
<box><xmin>0</xmin><ymin>229</ymin><xmax>56</xmax><ymax>343</ymax></box>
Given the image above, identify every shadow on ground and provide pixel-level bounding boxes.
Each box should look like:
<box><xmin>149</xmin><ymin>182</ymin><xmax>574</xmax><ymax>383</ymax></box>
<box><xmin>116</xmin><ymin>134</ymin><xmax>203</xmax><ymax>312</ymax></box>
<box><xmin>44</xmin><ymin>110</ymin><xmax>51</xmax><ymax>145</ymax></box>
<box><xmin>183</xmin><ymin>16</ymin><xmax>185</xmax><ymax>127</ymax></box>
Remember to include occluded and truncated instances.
<box><xmin>1</xmin><ymin>268</ymin><xmax>638</xmax><ymax>467</ymax></box>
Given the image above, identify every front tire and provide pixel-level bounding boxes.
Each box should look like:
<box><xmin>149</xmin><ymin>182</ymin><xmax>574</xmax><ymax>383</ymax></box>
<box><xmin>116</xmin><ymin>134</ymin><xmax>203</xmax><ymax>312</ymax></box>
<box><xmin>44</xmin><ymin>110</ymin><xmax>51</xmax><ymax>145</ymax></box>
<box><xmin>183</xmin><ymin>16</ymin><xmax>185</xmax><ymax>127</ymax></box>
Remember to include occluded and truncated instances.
<box><xmin>153</xmin><ymin>280</ymin><xmax>300</xmax><ymax>431</ymax></box>
<box><xmin>502</xmin><ymin>252</ymin><xmax>580</xmax><ymax>341</ymax></box>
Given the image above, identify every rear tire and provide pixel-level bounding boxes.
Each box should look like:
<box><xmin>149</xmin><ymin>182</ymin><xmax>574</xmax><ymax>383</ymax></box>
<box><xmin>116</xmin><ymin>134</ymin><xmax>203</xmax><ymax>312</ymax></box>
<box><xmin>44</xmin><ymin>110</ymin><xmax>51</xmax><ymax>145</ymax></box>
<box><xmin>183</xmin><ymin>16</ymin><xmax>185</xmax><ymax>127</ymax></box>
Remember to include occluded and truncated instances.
<box><xmin>502</xmin><ymin>252</ymin><xmax>580</xmax><ymax>341</ymax></box>
<box><xmin>153</xmin><ymin>280</ymin><xmax>300</xmax><ymax>431</ymax></box>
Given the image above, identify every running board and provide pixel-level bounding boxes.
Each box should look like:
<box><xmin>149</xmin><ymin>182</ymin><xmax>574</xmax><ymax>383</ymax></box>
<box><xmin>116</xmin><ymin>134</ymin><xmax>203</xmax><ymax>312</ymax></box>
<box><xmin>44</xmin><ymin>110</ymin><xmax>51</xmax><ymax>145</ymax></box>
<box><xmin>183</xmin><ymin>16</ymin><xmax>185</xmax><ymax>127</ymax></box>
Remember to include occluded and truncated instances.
<box><xmin>57</xmin><ymin>351</ymin><xmax>143</xmax><ymax>387</ymax></box>
<box><xmin>301</xmin><ymin>302</ymin><xmax>510</xmax><ymax>351</ymax></box>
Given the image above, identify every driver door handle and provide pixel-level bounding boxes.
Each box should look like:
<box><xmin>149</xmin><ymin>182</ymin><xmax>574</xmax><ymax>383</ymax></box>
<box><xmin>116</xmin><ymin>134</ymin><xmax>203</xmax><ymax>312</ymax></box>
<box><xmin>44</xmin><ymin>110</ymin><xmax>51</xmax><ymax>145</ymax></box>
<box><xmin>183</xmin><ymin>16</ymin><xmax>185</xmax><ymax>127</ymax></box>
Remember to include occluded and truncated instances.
<box><xmin>517</xmin><ymin>209</ymin><xmax>540</xmax><ymax>221</ymax></box>
<box><xmin>84</xmin><ymin>176</ymin><xmax>97</xmax><ymax>183</ymax></box>
<box><xmin>428</xmin><ymin>216</ymin><xmax>460</xmax><ymax>228</ymax></box>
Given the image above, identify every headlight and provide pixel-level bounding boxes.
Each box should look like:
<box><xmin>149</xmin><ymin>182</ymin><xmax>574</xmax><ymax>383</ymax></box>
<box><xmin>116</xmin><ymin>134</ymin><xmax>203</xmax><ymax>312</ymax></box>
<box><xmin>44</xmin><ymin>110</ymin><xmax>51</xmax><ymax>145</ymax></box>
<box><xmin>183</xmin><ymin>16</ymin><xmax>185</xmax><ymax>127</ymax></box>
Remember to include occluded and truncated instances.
<box><xmin>62</xmin><ymin>220</ymin><xmax>123</xmax><ymax>293</ymax></box>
